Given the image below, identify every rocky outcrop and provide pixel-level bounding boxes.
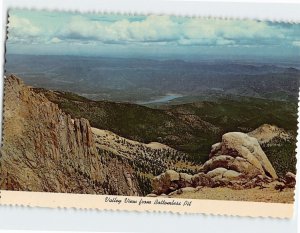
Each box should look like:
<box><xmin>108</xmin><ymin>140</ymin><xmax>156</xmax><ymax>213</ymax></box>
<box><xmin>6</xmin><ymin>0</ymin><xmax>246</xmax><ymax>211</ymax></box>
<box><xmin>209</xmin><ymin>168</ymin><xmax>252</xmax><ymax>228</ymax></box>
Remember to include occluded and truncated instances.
<box><xmin>152</xmin><ymin>170</ymin><xmax>180</xmax><ymax>194</ymax></box>
<box><xmin>151</xmin><ymin>170</ymin><xmax>212</xmax><ymax>195</ymax></box>
<box><xmin>0</xmin><ymin>75</ymin><xmax>140</xmax><ymax>195</ymax></box>
<box><xmin>248</xmin><ymin>124</ymin><xmax>292</xmax><ymax>144</ymax></box>
<box><xmin>207</xmin><ymin>132</ymin><xmax>278</xmax><ymax>179</ymax></box>
<box><xmin>150</xmin><ymin>132</ymin><xmax>281</xmax><ymax>195</ymax></box>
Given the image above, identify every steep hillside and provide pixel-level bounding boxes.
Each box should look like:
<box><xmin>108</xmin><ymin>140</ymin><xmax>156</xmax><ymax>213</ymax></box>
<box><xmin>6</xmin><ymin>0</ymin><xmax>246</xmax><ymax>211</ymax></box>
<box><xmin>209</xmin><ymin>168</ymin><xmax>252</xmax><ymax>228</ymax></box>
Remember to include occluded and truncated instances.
<box><xmin>35</xmin><ymin>86</ymin><xmax>298</xmax><ymax>174</ymax></box>
<box><xmin>92</xmin><ymin>127</ymin><xmax>198</xmax><ymax>194</ymax></box>
<box><xmin>0</xmin><ymin>75</ymin><xmax>141</xmax><ymax>195</ymax></box>
<box><xmin>34</xmin><ymin>88</ymin><xmax>221</xmax><ymax>163</ymax></box>
<box><xmin>92</xmin><ymin>127</ymin><xmax>194</xmax><ymax>174</ymax></box>
<box><xmin>166</xmin><ymin>98</ymin><xmax>297</xmax><ymax>133</ymax></box>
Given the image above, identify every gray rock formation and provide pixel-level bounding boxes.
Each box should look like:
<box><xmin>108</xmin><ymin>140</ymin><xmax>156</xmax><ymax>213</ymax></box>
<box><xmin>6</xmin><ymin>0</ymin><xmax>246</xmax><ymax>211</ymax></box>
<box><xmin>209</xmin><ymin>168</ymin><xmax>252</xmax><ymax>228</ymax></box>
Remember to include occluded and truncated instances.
<box><xmin>207</xmin><ymin>132</ymin><xmax>278</xmax><ymax>179</ymax></box>
<box><xmin>0</xmin><ymin>75</ymin><xmax>140</xmax><ymax>195</ymax></box>
<box><xmin>151</xmin><ymin>132</ymin><xmax>281</xmax><ymax>195</ymax></box>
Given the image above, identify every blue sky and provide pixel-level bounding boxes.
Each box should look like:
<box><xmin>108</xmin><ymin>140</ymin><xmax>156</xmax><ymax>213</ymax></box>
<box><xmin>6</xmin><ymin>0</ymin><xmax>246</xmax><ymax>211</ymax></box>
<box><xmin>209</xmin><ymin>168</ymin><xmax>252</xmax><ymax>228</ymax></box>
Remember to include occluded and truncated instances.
<box><xmin>6</xmin><ymin>9</ymin><xmax>300</xmax><ymax>60</ymax></box>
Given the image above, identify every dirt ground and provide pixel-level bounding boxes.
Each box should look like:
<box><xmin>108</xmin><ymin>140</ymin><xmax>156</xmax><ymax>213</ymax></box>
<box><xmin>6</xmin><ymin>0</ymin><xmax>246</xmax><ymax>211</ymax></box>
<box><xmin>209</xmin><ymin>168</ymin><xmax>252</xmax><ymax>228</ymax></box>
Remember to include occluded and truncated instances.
<box><xmin>170</xmin><ymin>187</ymin><xmax>295</xmax><ymax>203</ymax></box>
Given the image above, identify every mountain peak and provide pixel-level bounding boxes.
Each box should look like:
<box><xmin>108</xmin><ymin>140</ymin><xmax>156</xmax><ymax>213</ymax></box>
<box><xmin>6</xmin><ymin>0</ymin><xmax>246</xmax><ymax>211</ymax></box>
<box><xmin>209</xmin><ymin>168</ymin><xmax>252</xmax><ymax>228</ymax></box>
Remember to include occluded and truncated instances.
<box><xmin>6</xmin><ymin>74</ymin><xmax>23</xmax><ymax>83</ymax></box>
<box><xmin>248</xmin><ymin>124</ymin><xmax>292</xmax><ymax>144</ymax></box>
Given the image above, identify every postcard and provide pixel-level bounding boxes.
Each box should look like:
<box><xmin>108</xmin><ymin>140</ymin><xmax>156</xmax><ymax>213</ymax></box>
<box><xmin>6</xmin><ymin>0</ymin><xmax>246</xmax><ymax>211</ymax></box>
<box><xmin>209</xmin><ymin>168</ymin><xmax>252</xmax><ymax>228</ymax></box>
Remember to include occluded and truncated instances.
<box><xmin>0</xmin><ymin>9</ymin><xmax>299</xmax><ymax>218</ymax></box>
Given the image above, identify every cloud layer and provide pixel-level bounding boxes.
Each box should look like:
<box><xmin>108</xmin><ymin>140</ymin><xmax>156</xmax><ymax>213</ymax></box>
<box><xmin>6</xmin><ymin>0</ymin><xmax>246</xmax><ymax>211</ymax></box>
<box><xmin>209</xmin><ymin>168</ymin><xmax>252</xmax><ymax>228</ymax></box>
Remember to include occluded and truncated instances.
<box><xmin>6</xmin><ymin>10</ymin><xmax>300</xmax><ymax>58</ymax></box>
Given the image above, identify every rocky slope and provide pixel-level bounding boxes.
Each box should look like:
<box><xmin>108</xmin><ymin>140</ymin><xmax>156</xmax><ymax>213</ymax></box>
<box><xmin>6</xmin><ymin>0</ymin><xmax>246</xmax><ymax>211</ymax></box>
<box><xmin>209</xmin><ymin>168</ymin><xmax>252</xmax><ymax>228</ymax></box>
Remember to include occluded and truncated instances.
<box><xmin>92</xmin><ymin>127</ymin><xmax>198</xmax><ymax>195</ymax></box>
<box><xmin>248</xmin><ymin>124</ymin><xmax>292</xmax><ymax>145</ymax></box>
<box><xmin>92</xmin><ymin>127</ymin><xmax>196</xmax><ymax>175</ymax></box>
<box><xmin>150</xmin><ymin>132</ymin><xmax>296</xmax><ymax>202</ymax></box>
<box><xmin>0</xmin><ymin>75</ymin><xmax>140</xmax><ymax>195</ymax></box>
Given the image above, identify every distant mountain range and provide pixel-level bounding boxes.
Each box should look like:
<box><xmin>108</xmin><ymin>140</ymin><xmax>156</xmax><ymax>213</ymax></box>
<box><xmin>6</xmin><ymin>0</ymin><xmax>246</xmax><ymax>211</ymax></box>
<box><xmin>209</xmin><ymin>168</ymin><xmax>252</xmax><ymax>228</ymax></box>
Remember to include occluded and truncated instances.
<box><xmin>5</xmin><ymin>54</ymin><xmax>300</xmax><ymax>103</ymax></box>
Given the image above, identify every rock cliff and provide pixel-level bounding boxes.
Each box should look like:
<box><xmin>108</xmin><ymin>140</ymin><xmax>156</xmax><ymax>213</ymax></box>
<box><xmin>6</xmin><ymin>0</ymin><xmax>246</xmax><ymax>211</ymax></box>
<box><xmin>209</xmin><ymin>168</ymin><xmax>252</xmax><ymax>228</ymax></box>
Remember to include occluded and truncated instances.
<box><xmin>0</xmin><ymin>75</ymin><xmax>140</xmax><ymax>195</ymax></box>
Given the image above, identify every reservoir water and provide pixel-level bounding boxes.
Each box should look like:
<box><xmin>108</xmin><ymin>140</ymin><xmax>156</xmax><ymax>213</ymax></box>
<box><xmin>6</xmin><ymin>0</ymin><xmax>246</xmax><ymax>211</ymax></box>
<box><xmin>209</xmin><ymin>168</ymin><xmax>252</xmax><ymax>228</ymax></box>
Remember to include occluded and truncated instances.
<box><xmin>137</xmin><ymin>94</ymin><xmax>183</xmax><ymax>105</ymax></box>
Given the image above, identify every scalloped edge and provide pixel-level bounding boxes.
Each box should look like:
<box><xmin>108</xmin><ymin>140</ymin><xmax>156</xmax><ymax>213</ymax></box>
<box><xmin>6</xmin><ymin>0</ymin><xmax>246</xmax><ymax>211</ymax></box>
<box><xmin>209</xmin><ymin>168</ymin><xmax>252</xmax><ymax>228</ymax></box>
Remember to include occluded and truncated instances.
<box><xmin>1</xmin><ymin>8</ymin><xmax>299</xmax><ymax>219</ymax></box>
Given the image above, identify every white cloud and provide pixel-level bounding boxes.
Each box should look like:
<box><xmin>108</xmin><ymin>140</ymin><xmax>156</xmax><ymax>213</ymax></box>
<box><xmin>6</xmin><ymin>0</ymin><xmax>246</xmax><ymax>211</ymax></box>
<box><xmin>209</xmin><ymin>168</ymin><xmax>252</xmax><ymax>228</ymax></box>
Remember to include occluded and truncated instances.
<box><xmin>49</xmin><ymin>37</ymin><xmax>62</xmax><ymax>44</ymax></box>
<box><xmin>292</xmin><ymin>41</ymin><xmax>300</xmax><ymax>47</ymax></box>
<box><xmin>7</xmin><ymin>13</ymin><xmax>296</xmax><ymax>49</ymax></box>
<box><xmin>183</xmin><ymin>18</ymin><xmax>284</xmax><ymax>41</ymax></box>
<box><xmin>58</xmin><ymin>15</ymin><xmax>288</xmax><ymax>47</ymax></box>
<box><xmin>9</xmin><ymin>15</ymin><xmax>40</xmax><ymax>40</ymax></box>
<box><xmin>59</xmin><ymin>15</ymin><xmax>180</xmax><ymax>43</ymax></box>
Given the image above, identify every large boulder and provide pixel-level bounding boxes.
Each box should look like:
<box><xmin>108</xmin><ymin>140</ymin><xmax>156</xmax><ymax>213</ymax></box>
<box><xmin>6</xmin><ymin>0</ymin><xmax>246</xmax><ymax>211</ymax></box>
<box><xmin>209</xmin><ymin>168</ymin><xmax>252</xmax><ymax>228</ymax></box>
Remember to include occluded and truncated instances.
<box><xmin>223</xmin><ymin>170</ymin><xmax>242</xmax><ymax>180</ymax></box>
<box><xmin>152</xmin><ymin>170</ymin><xmax>180</xmax><ymax>194</ymax></box>
<box><xmin>178</xmin><ymin>173</ymin><xmax>193</xmax><ymax>187</ymax></box>
<box><xmin>207</xmin><ymin>167</ymin><xmax>228</xmax><ymax>178</ymax></box>
<box><xmin>191</xmin><ymin>172</ymin><xmax>214</xmax><ymax>187</ymax></box>
<box><xmin>208</xmin><ymin>132</ymin><xmax>277</xmax><ymax>179</ymax></box>
<box><xmin>152</xmin><ymin>170</ymin><xmax>214</xmax><ymax>195</ymax></box>
<box><xmin>202</xmin><ymin>155</ymin><xmax>233</xmax><ymax>172</ymax></box>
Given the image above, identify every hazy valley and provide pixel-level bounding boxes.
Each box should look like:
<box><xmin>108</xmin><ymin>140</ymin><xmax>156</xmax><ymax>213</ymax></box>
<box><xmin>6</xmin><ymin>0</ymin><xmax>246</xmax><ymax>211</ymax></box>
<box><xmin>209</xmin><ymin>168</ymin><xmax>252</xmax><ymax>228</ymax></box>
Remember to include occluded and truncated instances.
<box><xmin>5</xmin><ymin>54</ymin><xmax>300</xmax><ymax>103</ymax></box>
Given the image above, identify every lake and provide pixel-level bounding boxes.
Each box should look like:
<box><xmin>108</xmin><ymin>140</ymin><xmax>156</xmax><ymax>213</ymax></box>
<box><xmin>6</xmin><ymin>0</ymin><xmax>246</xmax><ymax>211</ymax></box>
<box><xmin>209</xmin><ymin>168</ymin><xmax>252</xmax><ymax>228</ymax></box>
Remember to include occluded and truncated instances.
<box><xmin>136</xmin><ymin>94</ymin><xmax>183</xmax><ymax>105</ymax></box>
